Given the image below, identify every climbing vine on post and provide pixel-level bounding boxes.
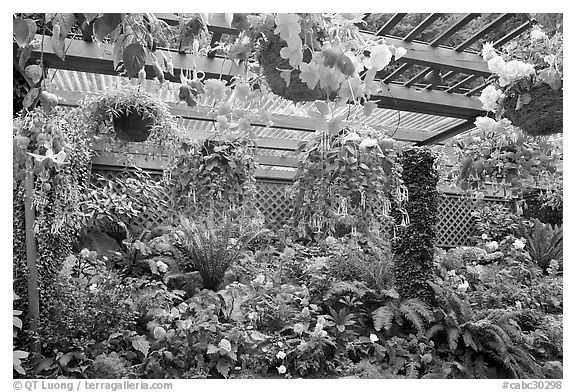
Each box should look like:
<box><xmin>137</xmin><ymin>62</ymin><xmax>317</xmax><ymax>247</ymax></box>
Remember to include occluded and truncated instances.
<box><xmin>392</xmin><ymin>147</ymin><xmax>439</xmax><ymax>304</ymax></box>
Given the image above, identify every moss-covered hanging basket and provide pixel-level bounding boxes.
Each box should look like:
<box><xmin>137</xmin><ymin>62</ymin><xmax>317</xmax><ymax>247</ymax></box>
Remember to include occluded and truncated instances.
<box><xmin>258</xmin><ymin>33</ymin><xmax>333</xmax><ymax>103</ymax></box>
<box><xmin>501</xmin><ymin>78</ymin><xmax>563</xmax><ymax>137</ymax></box>
<box><xmin>112</xmin><ymin>110</ymin><xmax>154</xmax><ymax>142</ymax></box>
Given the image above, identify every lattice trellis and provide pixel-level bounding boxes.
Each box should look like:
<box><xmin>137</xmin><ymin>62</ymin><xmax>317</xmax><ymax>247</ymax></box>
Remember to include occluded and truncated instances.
<box><xmin>436</xmin><ymin>194</ymin><xmax>512</xmax><ymax>248</ymax></box>
<box><xmin>90</xmin><ymin>166</ymin><xmax>510</xmax><ymax>247</ymax></box>
<box><xmin>255</xmin><ymin>180</ymin><xmax>293</xmax><ymax>229</ymax></box>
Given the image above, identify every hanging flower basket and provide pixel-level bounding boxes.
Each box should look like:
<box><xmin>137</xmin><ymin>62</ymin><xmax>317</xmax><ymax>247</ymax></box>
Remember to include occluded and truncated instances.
<box><xmin>82</xmin><ymin>84</ymin><xmax>174</xmax><ymax>145</ymax></box>
<box><xmin>501</xmin><ymin>77</ymin><xmax>563</xmax><ymax>137</ymax></box>
<box><xmin>112</xmin><ymin>110</ymin><xmax>154</xmax><ymax>142</ymax></box>
<box><xmin>258</xmin><ymin>33</ymin><xmax>331</xmax><ymax>103</ymax></box>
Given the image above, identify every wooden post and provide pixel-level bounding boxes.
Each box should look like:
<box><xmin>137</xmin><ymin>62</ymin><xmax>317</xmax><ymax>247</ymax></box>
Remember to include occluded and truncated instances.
<box><xmin>24</xmin><ymin>158</ymin><xmax>40</xmax><ymax>353</ymax></box>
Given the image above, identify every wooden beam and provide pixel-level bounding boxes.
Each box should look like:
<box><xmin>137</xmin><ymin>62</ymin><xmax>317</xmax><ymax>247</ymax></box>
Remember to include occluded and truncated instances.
<box><xmin>430</xmin><ymin>13</ymin><xmax>481</xmax><ymax>46</ymax></box>
<box><xmin>445</xmin><ymin>74</ymin><xmax>479</xmax><ymax>93</ymax></box>
<box><xmin>26</xmin><ymin>34</ymin><xmax>243</xmax><ymax>83</ymax></box>
<box><xmin>415</xmin><ymin>119</ymin><xmax>476</xmax><ymax>145</ymax></box>
<box><xmin>455</xmin><ymin>13</ymin><xmax>515</xmax><ymax>51</ymax></box>
<box><xmin>379</xmin><ymin>35</ymin><xmax>491</xmax><ymax>76</ymax></box>
<box><xmin>55</xmin><ymin>89</ymin><xmax>435</xmax><ymax>143</ymax></box>
<box><xmin>375</xmin><ymin>13</ymin><xmax>408</xmax><ymax>36</ymax></box>
<box><xmin>493</xmin><ymin>20</ymin><xmax>533</xmax><ymax>47</ymax></box>
<box><xmin>403</xmin><ymin>13</ymin><xmax>444</xmax><ymax>41</ymax></box>
<box><xmin>383</xmin><ymin>63</ymin><xmax>412</xmax><ymax>83</ymax></box>
<box><xmin>374</xmin><ymin>83</ymin><xmax>484</xmax><ymax>119</ymax></box>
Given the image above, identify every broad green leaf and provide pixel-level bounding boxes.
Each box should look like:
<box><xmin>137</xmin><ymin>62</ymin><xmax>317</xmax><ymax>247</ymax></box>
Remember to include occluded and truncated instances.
<box><xmin>279</xmin><ymin>69</ymin><xmax>292</xmax><ymax>88</ymax></box>
<box><xmin>52</xmin><ymin>36</ymin><xmax>66</xmax><ymax>60</ymax></box>
<box><xmin>13</xmin><ymin>316</ymin><xmax>22</xmax><ymax>329</ymax></box>
<box><xmin>314</xmin><ymin>101</ymin><xmax>329</xmax><ymax>116</ymax></box>
<box><xmin>23</xmin><ymin>88</ymin><xmax>40</xmax><ymax>110</ymax></box>
<box><xmin>93</xmin><ymin>13</ymin><xmax>122</xmax><ymax>42</ymax></box>
<box><xmin>19</xmin><ymin>46</ymin><xmax>32</xmax><ymax>70</ymax></box>
<box><xmin>25</xmin><ymin>64</ymin><xmax>42</xmax><ymax>83</ymax></box>
<box><xmin>131</xmin><ymin>335</ymin><xmax>150</xmax><ymax>357</ymax></box>
<box><xmin>122</xmin><ymin>43</ymin><xmax>146</xmax><ymax>77</ymax></box>
<box><xmin>13</xmin><ymin>18</ymin><xmax>36</xmax><ymax>47</ymax></box>
<box><xmin>84</xmin><ymin>13</ymin><xmax>101</xmax><ymax>23</ymax></box>
<box><xmin>216</xmin><ymin>358</ymin><xmax>231</xmax><ymax>377</ymax></box>
<box><xmin>52</xmin><ymin>13</ymin><xmax>75</xmax><ymax>39</ymax></box>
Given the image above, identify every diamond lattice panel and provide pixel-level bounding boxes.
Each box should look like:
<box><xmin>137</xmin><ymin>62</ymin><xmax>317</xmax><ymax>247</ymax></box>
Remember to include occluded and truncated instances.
<box><xmin>255</xmin><ymin>181</ymin><xmax>294</xmax><ymax>229</ymax></box>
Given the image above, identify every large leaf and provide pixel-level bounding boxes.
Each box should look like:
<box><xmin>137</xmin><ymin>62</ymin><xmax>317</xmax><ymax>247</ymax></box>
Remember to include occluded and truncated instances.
<box><xmin>131</xmin><ymin>335</ymin><xmax>150</xmax><ymax>357</ymax></box>
<box><xmin>22</xmin><ymin>88</ymin><xmax>40</xmax><ymax>110</ymax></box>
<box><xmin>52</xmin><ymin>36</ymin><xmax>66</xmax><ymax>60</ymax></box>
<box><xmin>13</xmin><ymin>18</ymin><xmax>36</xmax><ymax>47</ymax></box>
<box><xmin>372</xmin><ymin>305</ymin><xmax>394</xmax><ymax>331</ymax></box>
<box><xmin>122</xmin><ymin>43</ymin><xmax>146</xmax><ymax>77</ymax></box>
<box><xmin>93</xmin><ymin>13</ymin><xmax>122</xmax><ymax>42</ymax></box>
<box><xmin>19</xmin><ymin>46</ymin><xmax>32</xmax><ymax>69</ymax></box>
<box><xmin>52</xmin><ymin>13</ymin><xmax>75</xmax><ymax>39</ymax></box>
<box><xmin>112</xmin><ymin>33</ymin><xmax>132</xmax><ymax>71</ymax></box>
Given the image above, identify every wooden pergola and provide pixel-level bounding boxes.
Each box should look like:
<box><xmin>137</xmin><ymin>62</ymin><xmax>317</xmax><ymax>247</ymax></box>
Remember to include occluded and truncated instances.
<box><xmin>15</xmin><ymin>13</ymin><xmax>535</xmax><ymax>179</ymax></box>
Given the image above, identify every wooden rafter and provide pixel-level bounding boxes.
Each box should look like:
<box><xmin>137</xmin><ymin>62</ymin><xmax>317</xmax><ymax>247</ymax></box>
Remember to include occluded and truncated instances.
<box><xmin>493</xmin><ymin>19</ymin><xmax>533</xmax><ymax>47</ymax></box>
<box><xmin>415</xmin><ymin>119</ymin><xmax>477</xmax><ymax>145</ymax></box>
<box><xmin>375</xmin><ymin>13</ymin><xmax>408</xmax><ymax>36</ymax></box>
<box><xmin>445</xmin><ymin>74</ymin><xmax>479</xmax><ymax>93</ymax></box>
<box><xmin>430</xmin><ymin>13</ymin><xmax>481</xmax><ymax>46</ymax></box>
<box><xmin>383</xmin><ymin>63</ymin><xmax>412</xmax><ymax>83</ymax></box>
<box><xmin>403</xmin><ymin>13</ymin><xmax>444</xmax><ymax>41</ymax></box>
<box><xmin>454</xmin><ymin>13</ymin><xmax>515</xmax><ymax>51</ymax></box>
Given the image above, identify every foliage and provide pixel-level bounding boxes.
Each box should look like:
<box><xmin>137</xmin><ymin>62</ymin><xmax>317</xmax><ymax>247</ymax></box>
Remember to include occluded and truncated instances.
<box><xmin>13</xmin><ymin>107</ymin><xmax>92</xmax><ymax>307</ymax></box>
<box><xmin>291</xmin><ymin>126</ymin><xmax>403</xmax><ymax>238</ymax></box>
<box><xmin>226</xmin><ymin>13</ymin><xmax>406</xmax><ymax>104</ymax></box>
<box><xmin>471</xmin><ymin>202</ymin><xmax>519</xmax><ymax>243</ymax></box>
<box><xmin>447</xmin><ymin>127</ymin><xmax>562</xmax><ymax>198</ymax></box>
<box><xmin>81</xmin><ymin>168</ymin><xmax>170</xmax><ymax>237</ymax></box>
<box><xmin>80</xmin><ymin>83</ymin><xmax>177</xmax><ymax>146</ymax></box>
<box><xmin>521</xmin><ymin>192</ymin><xmax>562</xmax><ymax>227</ymax></box>
<box><xmin>519</xmin><ymin>219</ymin><xmax>563</xmax><ymax>272</ymax></box>
<box><xmin>428</xmin><ymin>282</ymin><xmax>542</xmax><ymax>379</ymax></box>
<box><xmin>177</xmin><ymin>216</ymin><xmax>265</xmax><ymax>290</ymax></box>
<box><xmin>392</xmin><ymin>147</ymin><xmax>439</xmax><ymax>303</ymax></box>
<box><xmin>167</xmin><ymin>137</ymin><xmax>260</xmax><ymax>221</ymax></box>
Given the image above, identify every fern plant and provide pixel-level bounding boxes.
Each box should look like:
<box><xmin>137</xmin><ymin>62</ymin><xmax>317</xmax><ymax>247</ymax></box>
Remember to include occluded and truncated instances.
<box><xmin>519</xmin><ymin>219</ymin><xmax>563</xmax><ymax>272</ymax></box>
<box><xmin>372</xmin><ymin>297</ymin><xmax>434</xmax><ymax>336</ymax></box>
<box><xmin>177</xmin><ymin>216</ymin><xmax>265</xmax><ymax>290</ymax></box>
<box><xmin>427</xmin><ymin>281</ymin><xmax>543</xmax><ymax>379</ymax></box>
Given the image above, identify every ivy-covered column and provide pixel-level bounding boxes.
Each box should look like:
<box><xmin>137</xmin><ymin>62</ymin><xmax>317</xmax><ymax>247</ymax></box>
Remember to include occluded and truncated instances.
<box><xmin>392</xmin><ymin>147</ymin><xmax>439</xmax><ymax>303</ymax></box>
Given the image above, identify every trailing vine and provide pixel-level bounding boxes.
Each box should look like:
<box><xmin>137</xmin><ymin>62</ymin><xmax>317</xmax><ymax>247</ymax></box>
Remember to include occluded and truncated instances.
<box><xmin>392</xmin><ymin>147</ymin><xmax>439</xmax><ymax>304</ymax></box>
<box><xmin>13</xmin><ymin>107</ymin><xmax>92</xmax><ymax>308</ymax></box>
<box><xmin>290</xmin><ymin>126</ymin><xmax>405</xmax><ymax>239</ymax></box>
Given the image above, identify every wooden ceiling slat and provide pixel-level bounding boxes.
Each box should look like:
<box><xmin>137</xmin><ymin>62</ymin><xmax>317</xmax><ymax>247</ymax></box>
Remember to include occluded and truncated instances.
<box><xmin>445</xmin><ymin>74</ymin><xmax>479</xmax><ymax>93</ymax></box>
<box><xmin>403</xmin><ymin>13</ymin><xmax>444</xmax><ymax>41</ymax></box>
<box><xmin>383</xmin><ymin>63</ymin><xmax>412</xmax><ymax>83</ymax></box>
<box><xmin>455</xmin><ymin>13</ymin><xmax>515</xmax><ymax>51</ymax></box>
<box><xmin>415</xmin><ymin>119</ymin><xmax>476</xmax><ymax>145</ymax></box>
<box><xmin>430</xmin><ymin>13</ymin><xmax>481</xmax><ymax>47</ymax></box>
<box><xmin>375</xmin><ymin>13</ymin><xmax>408</xmax><ymax>36</ymax></box>
<box><xmin>493</xmin><ymin>20</ymin><xmax>533</xmax><ymax>47</ymax></box>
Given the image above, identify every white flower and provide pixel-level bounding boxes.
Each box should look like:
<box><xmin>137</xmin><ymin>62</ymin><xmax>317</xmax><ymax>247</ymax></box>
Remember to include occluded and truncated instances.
<box><xmin>481</xmin><ymin>42</ymin><xmax>498</xmax><ymax>61</ymax></box>
<box><xmin>498</xmin><ymin>60</ymin><xmax>535</xmax><ymax>87</ymax></box>
<box><xmin>487</xmin><ymin>55</ymin><xmax>506</xmax><ymax>74</ymax></box>
<box><xmin>342</xmin><ymin>132</ymin><xmax>362</xmax><ymax>143</ymax></box>
<box><xmin>317</xmin><ymin>316</ymin><xmax>326</xmax><ymax>326</ymax></box>
<box><xmin>530</xmin><ymin>27</ymin><xmax>547</xmax><ymax>41</ymax></box>
<box><xmin>457</xmin><ymin>280</ymin><xmax>469</xmax><ymax>293</ymax></box>
<box><xmin>446</xmin><ymin>269</ymin><xmax>456</xmax><ymax>277</ymax></box>
<box><xmin>367</xmin><ymin>44</ymin><xmax>393</xmax><ymax>71</ymax></box>
<box><xmin>293</xmin><ymin>323</ymin><xmax>305</xmax><ymax>334</ymax></box>
<box><xmin>80</xmin><ymin>248</ymin><xmax>91</xmax><ymax>258</ymax></box>
<box><xmin>393</xmin><ymin>46</ymin><xmax>407</xmax><ymax>61</ymax></box>
<box><xmin>369</xmin><ymin>333</ymin><xmax>379</xmax><ymax>343</ymax></box>
<box><xmin>474</xmin><ymin>117</ymin><xmax>510</xmax><ymax>133</ymax></box>
<box><xmin>277</xmin><ymin>341</ymin><xmax>284</xmax><ymax>348</ymax></box>
<box><xmin>481</xmin><ymin>234</ymin><xmax>489</xmax><ymax>240</ymax></box>
<box><xmin>486</xmin><ymin>241</ymin><xmax>499</xmax><ymax>252</ymax></box>
<box><xmin>89</xmin><ymin>283</ymin><xmax>98</xmax><ymax>293</ymax></box>
<box><xmin>218</xmin><ymin>338</ymin><xmax>232</xmax><ymax>352</ymax></box>
<box><xmin>479</xmin><ymin>85</ymin><xmax>504</xmax><ymax>112</ymax></box>
<box><xmin>277</xmin><ymin>365</ymin><xmax>287</xmax><ymax>374</ymax></box>
<box><xmin>513</xmin><ymin>238</ymin><xmax>525</xmax><ymax>250</ymax></box>
<box><xmin>253</xmin><ymin>273</ymin><xmax>265</xmax><ymax>285</ymax></box>
<box><xmin>276</xmin><ymin>351</ymin><xmax>286</xmax><ymax>360</ymax></box>
<box><xmin>228</xmin><ymin>238</ymin><xmax>238</xmax><ymax>246</ymax></box>
<box><xmin>156</xmin><ymin>260</ymin><xmax>168</xmax><ymax>273</ymax></box>
<box><xmin>359</xmin><ymin>137</ymin><xmax>378</xmax><ymax>150</ymax></box>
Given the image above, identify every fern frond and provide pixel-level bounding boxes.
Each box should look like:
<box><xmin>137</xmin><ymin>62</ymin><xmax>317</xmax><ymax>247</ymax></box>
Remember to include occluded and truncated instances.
<box><xmin>447</xmin><ymin>327</ymin><xmax>462</xmax><ymax>352</ymax></box>
<box><xmin>372</xmin><ymin>305</ymin><xmax>395</xmax><ymax>332</ymax></box>
<box><xmin>399</xmin><ymin>299</ymin><xmax>430</xmax><ymax>334</ymax></box>
<box><xmin>426</xmin><ymin>323</ymin><xmax>445</xmax><ymax>340</ymax></box>
<box><xmin>326</xmin><ymin>280</ymin><xmax>367</xmax><ymax>299</ymax></box>
<box><xmin>462</xmin><ymin>329</ymin><xmax>479</xmax><ymax>351</ymax></box>
<box><xmin>473</xmin><ymin>354</ymin><xmax>488</xmax><ymax>379</ymax></box>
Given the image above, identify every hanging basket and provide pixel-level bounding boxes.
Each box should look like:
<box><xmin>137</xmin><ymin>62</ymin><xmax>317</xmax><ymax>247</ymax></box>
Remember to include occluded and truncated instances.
<box><xmin>112</xmin><ymin>110</ymin><xmax>154</xmax><ymax>142</ymax></box>
<box><xmin>501</xmin><ymin>78</ymin><xmax>563</xmax><ymax>137</ymax></box>
<box><xmin>258</xmin><ymin>33</ymin><xmax>333</xmax><ymax>103</ymax></box>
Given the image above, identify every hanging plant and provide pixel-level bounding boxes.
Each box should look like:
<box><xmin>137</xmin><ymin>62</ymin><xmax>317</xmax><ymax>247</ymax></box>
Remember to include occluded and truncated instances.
<box><xmin>291</xmin><ymin>123</ymin><xmax>404</xmax><ymax>239</ymax></box>
<box><xmin>475</xmin><ymin>26</ymin><xmax>563</xmax><ymax>137</ymax></box>
<box><xmin>225</xmin><ymin>13</ymin><xmax>406</xmax><ymax>104</ymax></box>
<box><xmin>167</xmin><ymin>136</ymin><xmax>261</xmax><ymax>225</ymax></box>
<box><xmin>81</xmin><ymin>83</ymin><xmax>176</xmax><ymax>145</ymax></box>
